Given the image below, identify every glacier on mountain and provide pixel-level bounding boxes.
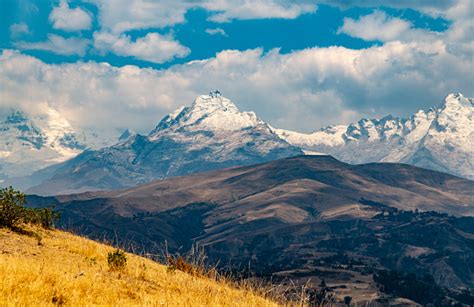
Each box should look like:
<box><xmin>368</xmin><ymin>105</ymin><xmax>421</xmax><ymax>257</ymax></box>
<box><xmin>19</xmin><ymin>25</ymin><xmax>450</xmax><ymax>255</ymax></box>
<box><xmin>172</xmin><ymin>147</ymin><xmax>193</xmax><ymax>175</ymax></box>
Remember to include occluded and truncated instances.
<box><xmin>25</xmin><ymin>94</ymin><xmax>303</xmax><ymax>195</ymax></box>
<box><xmin>274</xmin><ymin>93</ymin><xmax>474</xmax><ymax>179</ymax></box>
<box><xmin>0</xmin><ymin>107</ymin><xmax>119</xmax><ymax>180</ymax></box>
<box><xmin>1</xmin><ymin>92</ymin><xmax>472</xmax><ymax>195</ymax></box>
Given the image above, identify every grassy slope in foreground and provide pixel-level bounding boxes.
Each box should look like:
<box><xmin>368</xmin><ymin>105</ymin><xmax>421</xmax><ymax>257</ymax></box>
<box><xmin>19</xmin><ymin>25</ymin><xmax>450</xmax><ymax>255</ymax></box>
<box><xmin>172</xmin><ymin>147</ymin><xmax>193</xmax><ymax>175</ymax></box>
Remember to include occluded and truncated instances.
<box><xmin>0</xmin><ymin>227</ymin><xmax>276</xmax><ymax>306</ymax></box>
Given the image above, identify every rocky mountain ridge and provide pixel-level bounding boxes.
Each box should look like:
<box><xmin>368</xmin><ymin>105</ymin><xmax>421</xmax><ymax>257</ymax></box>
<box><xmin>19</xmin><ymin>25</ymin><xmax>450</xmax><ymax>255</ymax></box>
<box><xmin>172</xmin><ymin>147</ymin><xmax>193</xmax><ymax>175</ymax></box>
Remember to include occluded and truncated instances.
<box><xmin>274</xmin><ymin>93</ymin><xmax>473</xmax><ymax>179</ymax></box>
<box><xmin>2</xmin><ymin>92</ymin><xmax>472</xmax><ymax>194</ymax></box>
<box><xmin>25</xmin><ymin>93</ymin><xmax>302</xmax><ymax>195</ymax></box>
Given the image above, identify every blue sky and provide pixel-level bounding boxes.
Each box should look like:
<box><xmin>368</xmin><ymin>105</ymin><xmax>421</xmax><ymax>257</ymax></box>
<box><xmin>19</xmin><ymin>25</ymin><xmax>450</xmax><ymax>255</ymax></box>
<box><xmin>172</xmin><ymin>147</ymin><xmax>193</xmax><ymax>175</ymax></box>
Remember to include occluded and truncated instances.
<box><xmin>1</xmin><ymin>1</ymin><xmax>449</xmax><ymax>68</ymax></box>
<box><xmin>0</xmin><ymin>0</ymin><xmax>472</xmax><ymax>132</ymax></box>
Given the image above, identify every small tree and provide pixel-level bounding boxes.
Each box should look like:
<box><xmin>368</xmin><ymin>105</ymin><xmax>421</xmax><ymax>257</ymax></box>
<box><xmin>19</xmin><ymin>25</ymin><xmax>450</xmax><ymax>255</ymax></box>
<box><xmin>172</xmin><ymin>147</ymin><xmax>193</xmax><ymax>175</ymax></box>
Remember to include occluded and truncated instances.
<box><xmin>0</xmin><ymin>187</ymin><xmax>27</xmax><ymax>228</ymax></box>
<box><xmin>344</xmin><ymin>295</ymin><xmax>352</xmax><ymax>306</ymax></box>
<box><xmin>0</xmin><ymin>187</ymin><xmax>60</xmax><ymax>230</ymax></box>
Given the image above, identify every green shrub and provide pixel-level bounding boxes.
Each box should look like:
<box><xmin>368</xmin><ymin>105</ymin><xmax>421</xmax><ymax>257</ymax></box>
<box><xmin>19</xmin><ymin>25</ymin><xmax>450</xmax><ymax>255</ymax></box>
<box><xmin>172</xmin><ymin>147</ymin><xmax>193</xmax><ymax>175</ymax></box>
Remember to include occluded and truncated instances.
<box><xmin>26</xmin><ymin>206</ymin><xmax>61</xmax><ymax>229</ymax></box>
<box><xmin>0</xmin><ymin>187</ymin><xmax>60</xmax><ymax>230</ymax></box>
<box><xmin>0</xmin><ymin>187</ymin><xmax>27</xmax><ymax>228</ymax></box>
<box><xmin>107</xmin><ymin>249</ymin><xmax>127</xmax><ymax>271</ymax></box>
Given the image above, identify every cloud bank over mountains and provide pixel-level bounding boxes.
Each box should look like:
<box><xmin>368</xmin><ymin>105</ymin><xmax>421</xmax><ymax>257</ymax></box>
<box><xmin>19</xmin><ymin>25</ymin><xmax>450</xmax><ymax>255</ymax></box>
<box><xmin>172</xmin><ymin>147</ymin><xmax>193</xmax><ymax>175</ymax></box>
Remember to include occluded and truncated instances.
<box><xmin>1</xmin><ymin>0</ymin><xmax>472</xmax><ymax>133</ymax></box>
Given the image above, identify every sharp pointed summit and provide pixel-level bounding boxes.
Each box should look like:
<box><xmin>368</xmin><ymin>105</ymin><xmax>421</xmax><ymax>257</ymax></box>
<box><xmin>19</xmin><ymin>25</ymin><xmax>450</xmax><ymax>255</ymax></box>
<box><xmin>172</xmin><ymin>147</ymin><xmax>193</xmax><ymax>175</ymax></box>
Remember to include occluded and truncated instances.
<box><xmin>149</xmin><ymin>93</ymin><xmax>263</xmax><ymax>138</ymax></box>
<box><xmin>190</xmin><ymin>93</ymin><xmax>240</xmax><ymax>114</ymax></box>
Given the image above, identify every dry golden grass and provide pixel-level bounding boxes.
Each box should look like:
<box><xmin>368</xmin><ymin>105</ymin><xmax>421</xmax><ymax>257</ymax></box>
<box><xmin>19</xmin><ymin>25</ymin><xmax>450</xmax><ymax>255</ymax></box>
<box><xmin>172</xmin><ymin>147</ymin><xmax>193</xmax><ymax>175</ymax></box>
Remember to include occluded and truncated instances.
<box><xmin>0</xmin><ymin>227</ymin><xmax>278</xmax><ymax>306</ymax></box>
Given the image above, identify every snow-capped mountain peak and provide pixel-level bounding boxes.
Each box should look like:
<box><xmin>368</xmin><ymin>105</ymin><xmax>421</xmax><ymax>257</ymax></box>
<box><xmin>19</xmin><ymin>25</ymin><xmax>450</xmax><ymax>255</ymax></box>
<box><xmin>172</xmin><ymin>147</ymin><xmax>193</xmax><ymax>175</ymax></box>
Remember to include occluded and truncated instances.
<box><xmin>149</xmin><ymin>93</ymin><xmax>264</xmax><ymax>139</ymax></box>
<box><xmin>25</xmin><ymin>92</ymin><xmax>303</xmax><ymax>195</ymax></box>
<box><xmin>0</xmin><ymin>109</ymin><xmax>46</xmax><ymax>151</ymax></box>
<box><xmin>275</xmin><ymin>92</ymin><xmax>474</xmax><ymax>179</ymax></box>
<box><xmin>0</xmin><ymin>107</ymin><xmax>120</xmax><ymax>180</ymax></box>
<box><xmin>435</xmin><ymin>93</ymin><xmax>473</xmax><ymax>133</ymax></box>
<box><xmin>187</xmin><ymin>94</ymin><xmax>261</xmax><ymax>131</ymax></box>
<box><xmin>444</xmin><ymin>93</ymin><xmax>471</xmax><ymax>108</ymax></box>
<box><xmin>191</xmin><ymin>94</ymin><xmax>240</xmax><ymax>114</ymax></box>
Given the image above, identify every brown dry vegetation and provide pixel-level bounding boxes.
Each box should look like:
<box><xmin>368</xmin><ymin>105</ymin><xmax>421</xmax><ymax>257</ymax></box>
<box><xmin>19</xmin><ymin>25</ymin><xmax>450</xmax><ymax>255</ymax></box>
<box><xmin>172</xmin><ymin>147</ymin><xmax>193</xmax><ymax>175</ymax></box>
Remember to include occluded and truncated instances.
<box><xmin>0</xmin><ymin>227</ymin><xmax>277</xmax><ymax>306</ymax></box>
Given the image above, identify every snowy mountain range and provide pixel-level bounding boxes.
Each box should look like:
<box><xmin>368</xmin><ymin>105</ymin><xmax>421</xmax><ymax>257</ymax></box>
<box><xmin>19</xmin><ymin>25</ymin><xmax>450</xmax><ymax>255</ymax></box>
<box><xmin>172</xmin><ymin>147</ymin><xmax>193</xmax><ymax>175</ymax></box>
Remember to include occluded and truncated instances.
<box><xmin>1</xmin><ymin>92</ymin><xmax>472</xmax><ymax>195</ymax></box>
<box><xmin>25</xmin><ymin>93</ymin><xmax>302</xmax><ymax>195</ymax></box>
<box><xmin>274</xmin><ymin>93</ymin><xmax>474</xmax><ymax>180</ymax></box>
<box><xmin>0</xmin><ymin>107</ymin><xmax>119</xmax><ymax>181</ymax></box>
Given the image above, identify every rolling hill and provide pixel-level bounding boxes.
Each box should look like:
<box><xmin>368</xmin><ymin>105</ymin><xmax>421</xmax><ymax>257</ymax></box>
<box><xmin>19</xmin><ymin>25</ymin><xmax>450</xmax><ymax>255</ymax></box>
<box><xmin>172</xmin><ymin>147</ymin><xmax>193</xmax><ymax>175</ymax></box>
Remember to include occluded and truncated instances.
<box><xmin>26</xmin><ymin>155</ymin><xmax>474</xmax><ymax>303</ymax></box>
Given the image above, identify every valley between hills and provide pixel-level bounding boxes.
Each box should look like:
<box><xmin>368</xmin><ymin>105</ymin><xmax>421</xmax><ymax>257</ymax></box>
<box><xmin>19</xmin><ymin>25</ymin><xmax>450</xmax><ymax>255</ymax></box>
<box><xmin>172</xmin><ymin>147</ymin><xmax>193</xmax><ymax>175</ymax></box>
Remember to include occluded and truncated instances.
<box><xmin>25</xmin><ymin>155</ymin><xmax>474</xmax><ymax>305</ymax></box>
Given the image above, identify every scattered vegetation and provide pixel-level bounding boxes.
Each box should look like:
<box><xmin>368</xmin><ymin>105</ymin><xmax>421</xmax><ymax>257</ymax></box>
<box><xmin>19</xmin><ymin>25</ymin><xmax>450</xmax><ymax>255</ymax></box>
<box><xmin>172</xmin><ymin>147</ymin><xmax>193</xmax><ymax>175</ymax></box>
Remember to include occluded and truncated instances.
<box><xmin>0</xmin><ymin>187</ymin><xmax>60</xmax><ymax>232</ymax></box>
<box><xmin>165</xmin><ymin>245</ymin><xmax>217</xmax><ymax>278</ymax></box>
<box><xmin>29</xmin><ymin>206</ymin><xmax>61</xmax><ymax>229</ymax></box>
<box><xmin>163</xmin><ymin>247</ymin><xmax>345</xmax><ymax>305</ymax></box>
<box><xmin>107</xmin><ymin>249</ymin><xmax>127</xmax><ymax>271</ymax></box>
<box><xmin>167</xmin><ymin>255</ymin><xmax>203</xmax><ymax>276</ymax></box>
<box><xmin>0</xmin><ymin>227</ymin><xmax>277</xmax><ymax>306</ymax></box>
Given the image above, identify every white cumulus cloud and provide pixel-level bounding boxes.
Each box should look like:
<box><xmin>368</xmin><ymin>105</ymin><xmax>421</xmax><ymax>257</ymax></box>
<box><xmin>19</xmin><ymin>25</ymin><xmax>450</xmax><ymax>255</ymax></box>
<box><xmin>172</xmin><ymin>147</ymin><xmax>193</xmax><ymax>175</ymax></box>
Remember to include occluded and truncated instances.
<box><xmin>339</xmin><ymin>10</ymin><xmax>412</xmax><ymax>42</ymax></box>
<box><xmin>1</xmin><ymin>35</ymin><xmax>472</xmax><ymax>133</ymax></box>
<box><xmin>14</xmin><ymin>34</ymin><xmax>90</xmax><ymax>56</ymax></box>
<box><xmin>9</xmin><ymin>23</ymin><xmax>30</xmax><ymax>38</ymax></box>
<box><xmin>93</xmin><ymin>32</ymin><xmax>190</xmax><ymax>64</ymax></box>
<box><xmin>203</xmin><ymin>0</ymin><xmax>317</xmax><ymax>23</ymax></box>
<box><xmin>49</xmin><ymin>0</ymin><xmax>92</xmax><ymax>31</ymax></box>
<box><xmin>338</xmin><ymin>1</ymin><xmax>472</xmax><ymax>56</ymax></box>
<box><xmin>89</xmin><ymin>0</ymin><xmax>317</xmax><ymax>33</ymax></box>
<box><xmin>205</xmin><ymin>28</ymin><xmax>227</xmax><ymax>36</ymax></box>
<box><xmin>89</xmin><ymin>0</ymin><xmax>188</xmax><ymax>34</ymax></box>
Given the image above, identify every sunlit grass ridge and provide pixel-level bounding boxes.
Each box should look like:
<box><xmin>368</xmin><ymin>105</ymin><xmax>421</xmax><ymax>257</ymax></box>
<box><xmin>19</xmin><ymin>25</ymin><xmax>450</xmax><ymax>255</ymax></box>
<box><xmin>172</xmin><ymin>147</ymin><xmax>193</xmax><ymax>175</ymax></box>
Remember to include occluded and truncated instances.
<box><xmin>0</xmin><ymin>227</ymin><xmax>276</xmax><ymax>306</ymax></box>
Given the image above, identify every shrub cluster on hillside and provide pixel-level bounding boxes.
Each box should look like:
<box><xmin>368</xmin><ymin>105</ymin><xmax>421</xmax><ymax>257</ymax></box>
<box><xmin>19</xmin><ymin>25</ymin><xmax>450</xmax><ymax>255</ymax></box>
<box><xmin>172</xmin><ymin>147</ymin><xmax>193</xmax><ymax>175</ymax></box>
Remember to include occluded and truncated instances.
<box><xmin>107</xmin><ymin>249</ymin><xmax>127</xmax><ymax>271</ymax></box>
<box><xmin>0</xmin><ymin>187</ymin><xmax>60</xmax><ymax>230</ymax></box>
